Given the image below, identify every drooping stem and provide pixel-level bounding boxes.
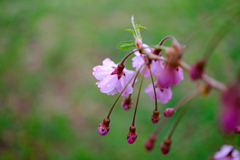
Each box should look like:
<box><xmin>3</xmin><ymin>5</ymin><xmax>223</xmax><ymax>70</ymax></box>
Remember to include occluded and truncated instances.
<box><xmin>128</xmin><ymin>65</ymin><xmax>142</xmax><ymax>100</ymax></box>
<box><xmin>153</xmin><ymin>117</ymin><xmax>168</xmax><ymax>135</ymax></box>
<box><xmin>132</xmin><ymin>66</ymin><xmax>147</xmax><ymax>126</ymax></box>
<box><xmin>107</xmin><ymin>64</ymin><xmax>144</xmax><ymax>119</ymax></box>
<box><xmin>153</xmin><ymin>36</ymin><xmax>175</xmax><ymax>55</ymax></box>
<box><xmin>168</xmin><ymin>99</ymin><xmax>195</xmax><ymax>139</ymax></box>
<box><xmin>173</xmin><ymin>90</ymin><xmax>200</xmax><ymax>111</ymax></box>
<box><xmin>149</xmin><ymin>69</ymin><xmax>158</xmax><ymax>111</ymax></box>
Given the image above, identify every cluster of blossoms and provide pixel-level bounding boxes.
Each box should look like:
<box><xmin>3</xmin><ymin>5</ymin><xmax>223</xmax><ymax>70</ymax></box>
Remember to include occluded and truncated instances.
<box><xmin>92</xmin><ymin>16</ymin><xmax>240</xmax><ymax>157</ymax></box>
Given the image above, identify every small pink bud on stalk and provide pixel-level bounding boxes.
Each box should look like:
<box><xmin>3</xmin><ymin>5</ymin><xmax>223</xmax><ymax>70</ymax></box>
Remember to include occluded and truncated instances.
<box><xmin>145</xmin><ymin>134</ymin><xmax>157</xmax><ymax>151</ymax></box>
<box><xmin>163</xmin><ymin>108</ymin><xmax>175</xmax><ymax>118</ymax></box>
<box><xmin>151</xmin><ymin>110</ymin><xmax>161</xmax><ymax>124</ymax></box>
<box><xmin>189</xmin><ymin>59</ymin><xmax>205</xmax><ymax>80</ymax></box>
<box><xmin>135</xmin><ymin>38</ymin><xmax>142</xmax><ymax>48</ymax></box>
<box><xmin>234</xmin><ymin>126</ymin><xmax>240</xmax><ymax>134</ymax></box>
<box><xmin>121</xmin><ymin>97</ymin><xmax>133</xmax><ymax>110</ymax></box>
<box><xmin>161</xmin><ymin>137</ymin><xmax>172</xmax><ymax>155</ymax></box>
<box><xmin>98</xmin><ymin>117</ymin><xmax>110</xmax><ymax>136</ymax></box>
<box><xmin>127</xmin><ymin>125</ymin><xmax>137</xmax><ymax>144</ymax></box>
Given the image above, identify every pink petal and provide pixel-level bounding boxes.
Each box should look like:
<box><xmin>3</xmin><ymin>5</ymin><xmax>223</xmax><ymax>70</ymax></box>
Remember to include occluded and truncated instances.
<box><xmin>214</xmin><ymin>145</ymin><xmax>233</xmax><ymax>159</ymax></box>
<box><xmin>102</xmin><ymin>58</ymin><xmax>116</xmax><ymax>67</ymax></box>
<box><xmin>98</xmin><ymin>75</ymin><xmax>118</xmax><ymax>93</ymax></box>
<box><xmin>93</xmin><ymin>65</ymin><xmax>114</xmax><ymax>80</ymax></box>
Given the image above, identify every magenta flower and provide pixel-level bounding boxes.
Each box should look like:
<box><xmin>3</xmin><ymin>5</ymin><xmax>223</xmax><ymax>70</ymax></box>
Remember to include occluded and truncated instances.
<box><xmin>213</xmin><ymin>145</ymin><xmax>240</xmax><ymax>160</ymax></box>
<box><xmin>221</xmin><ymin>82</ymin><xmax>240</xmax><ymax>133</ymax></box>
<box><xmin>145</xmin><ymin>82</ymin><xmax>172</xmax><ymax>104</ymax></box>
<box><xmin>132</xmin><ymin>44</ymin><xmax>164</xmax><ymax>77</ymax></box>
<box><xmin>157</xmin><ymin>65</ymin><xmax>184</xmax><ymax>88</ymax></box>
<box><xmin>93</xmin><ymin>58</ymin><xmax>136</xmax><ymax>96</ymax></box>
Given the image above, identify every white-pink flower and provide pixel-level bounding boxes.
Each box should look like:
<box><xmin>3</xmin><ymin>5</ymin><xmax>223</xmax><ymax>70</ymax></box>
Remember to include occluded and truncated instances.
<box><xmin>213</xmin><ymin>145</ymin><xmax>240</xmax><ymax>160</ymax></box>
<box><xmin>145</xmin><ymin>82</ymin><xmax>172</xmax><ymax>104</ymax></box>
<box><xmin>93</xmin><ymin>58</ymin><xmax>136</xmax><ymax>96</ymax></box>
<box><xmin>132</xmin><ymin>44</ymin><xmax>164</xmax><ymax>77</ymax></box>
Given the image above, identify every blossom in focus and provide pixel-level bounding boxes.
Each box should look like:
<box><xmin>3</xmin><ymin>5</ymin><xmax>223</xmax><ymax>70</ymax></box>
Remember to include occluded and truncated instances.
<box><xmin>157</xmin><ymin>65</ymin><xmax>184</xmax><ymax>88</ymax></box>
<box><xmin>221</xmin><ymin>82</ymin><xmax>240</xmax><ymax>133</ymax></box>
<box><xmin>212</xmin><ymin>145</ymin><xmax>240</xmax><ymax>160</ymax></box>
<box><xmin>132</xmin><ymin>44</ymin><xmax>164</xmax><ymax>77</ymax></box>
<box><xmin>93</xmin><ymin>58</ymin><xmax>136</xmax><ymax>96</ymax></box>
<box><xmin>145</xmin><ymin>82</ymin><xmax>172</xmax><ymax>104</ymax></box>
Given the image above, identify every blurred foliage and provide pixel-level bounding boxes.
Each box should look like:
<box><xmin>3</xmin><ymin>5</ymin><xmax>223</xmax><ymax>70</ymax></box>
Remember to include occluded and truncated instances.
<box><xmin>0</xmin><ymin>0</ymin><xmax>240</xmax><ymax>159</ymax></box>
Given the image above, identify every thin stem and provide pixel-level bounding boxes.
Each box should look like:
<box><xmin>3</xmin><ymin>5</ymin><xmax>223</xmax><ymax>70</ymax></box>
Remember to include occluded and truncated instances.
<box><xmin>178</xmin><ymin>60</ymin><xmax>227</xmax><ymax>92</ymax></box>
<box><xmin>203</xmin><ymin>11</ymin><xmax>240</xmax><ymax>61</ymax></box>
<box><xmin>132</xmin><ymin>66</ymin><xmax>147</xmax><ymax>126</ymax></box>
<box><xmin>107</xmin><ymin>64</ymin><xmax>144</xmax><ymax>119</ymax></box>
<box><xmin>149</xmin><ymin>69</ymin><xmax>158</xmax><ymax>111</ymax></box>
<box><xmin>173</xmin><ymin>90</ymin><xmax>200</xmax><ymax>111</ymax></box>
<box><xmin>153</xmin><ymin>36</ymin><xmax>174</xmax><ymax>55</ymax></box>
<box><xmin>128</xmin><ymin>65</ymin><xmax>143</xmax><ymax>100</ymax></box>
<box><xmin>168</xmin><ymin>99</ymin><xmax>195</xmax><ymax>139</ymax></box>
<box><xmin>153</xmin><ymin>117</ymin><xmax>168</xmax><ymax>135</ymax></box>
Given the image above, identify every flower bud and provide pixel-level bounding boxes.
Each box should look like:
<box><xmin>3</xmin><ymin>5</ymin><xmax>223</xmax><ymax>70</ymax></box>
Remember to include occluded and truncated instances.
<box><xmin>161</xmin><ymin>137</ymin><xmax>172</xmax><ymax>155</ymax></box>
<box><xmin>151</xmin><ymin>110</ymin><xmax>161</xmax><ymax>124</ymax></box>
<box><xmin>234</xmin><ymin>126</ymin><xmax>240</xmax><ymax>134</ymax></box>
<box><xmin>163</xmin><ymin>108</ymin><xmax>175</xmax><ymax>118</ymax></box>
<box><xmin>135</xmin><ymin>38</ymin><xmax>142</xmax><ymax>48</ymax></box>
<box><xmin>189</xmin><ymin>59</ymin><xmax>205</xmax><ymax>80</ymax></box>
<box><xmin>98</xmin><ymin>117</ymin><xmax>110</xmax><ymax>136</ymax></box>
<box><xmin>127</xmin><ymin>125</ymin><xmax>137</xmax><ymax>144</ymax></box>
<box><xmin>145</xmin><ymin>134</ymin><xmax>157</xmax><ymax>151</ymax></box>
<box><xmin>121</xmin><ymin>97</ymin><xmax>133</xmax><ymax>110</ymax></box>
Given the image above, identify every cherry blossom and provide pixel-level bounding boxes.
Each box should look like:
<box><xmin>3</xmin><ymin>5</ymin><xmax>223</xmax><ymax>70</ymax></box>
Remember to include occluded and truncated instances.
<box><xmin>145</xmin><ymin>82</ymin><xmax>172</xmax><ymax>104</ymax></box>
<box><xmin>93</xmin><ymin>58</ymin><xmax>136</xmax><ymax>96</ymax></box>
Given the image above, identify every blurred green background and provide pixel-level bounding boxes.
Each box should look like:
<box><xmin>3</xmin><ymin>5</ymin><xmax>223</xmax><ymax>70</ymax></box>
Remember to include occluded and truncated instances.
<box><xmin>0</xmin><ymin>0</ymin><xmax>240</xmax><ymax>159</ymax></box>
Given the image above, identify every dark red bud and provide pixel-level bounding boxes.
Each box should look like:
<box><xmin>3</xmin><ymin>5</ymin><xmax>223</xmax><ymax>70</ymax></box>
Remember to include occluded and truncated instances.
<box><xmin>151</xmin><ymin>110</ymin><xmax>161</xmax><ymax>124</ymax></box>
<box><xmin>234</xmin><ymin>126</ymin><xmax>240</xmax><ymax>134</ymax></box>
<box><xmin>121</xmin><ymin>97</ymin><xmax>133</xmax><ymax>110</ymax></box>
<box><xmin>161</xmin><ymin>137</ymin><xmax>172</xmax><ymax>155</ymax></box>
<box><xmin>163</xmin><ymin>108</ymin><xmax>175</xmax><ymax>118</ymax></box>
<box><xmin>189</xmin><ymin>59</ymin><xmax>205</xmax><ymax>80</ymax></box>
<box><xmin>98</xmin><ymin>118</ymin><xmax>110</xmax><ymax>136</ymax></box>
<box><xmin>127</xmin><ymin>125</ymin><xmax>137</xmax><ymax>144</ymax></box>
<box><xmin>145</xmin><ymin>134</ymin><xmax>157</xmax><ymax>151</ymax></box>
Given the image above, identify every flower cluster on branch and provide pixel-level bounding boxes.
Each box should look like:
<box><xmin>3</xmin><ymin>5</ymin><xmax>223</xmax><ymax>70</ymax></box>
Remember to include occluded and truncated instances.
<box><xmin>92</xmin><ymin>16</ymin><xmax>240</xmax><ymax>158</ymax></box>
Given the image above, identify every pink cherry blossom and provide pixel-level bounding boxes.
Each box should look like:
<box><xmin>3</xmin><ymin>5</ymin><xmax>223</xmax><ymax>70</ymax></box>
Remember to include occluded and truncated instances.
<box><xmin>93</xmin><ymin>58</ymin><xmax>136</xmax><ymax>96</ymax></box>
<box><xmin>157</xmin><ymin>65</ymin><xmax>184</xmax><ymax>88</ymax></box>
<box><xmin>145</xmin><ymin>82</ymin><xmax>172</xmax><ymax>104</ymax></box>
<box><xmin>213</xmin><ymin>145</ymin><xmax>240</xmax><ymax>160</ymax></box>
<box><xmin>132</xmin><ymin>44</ymin><xmax>164</xmax><ymax>77</ymax></box>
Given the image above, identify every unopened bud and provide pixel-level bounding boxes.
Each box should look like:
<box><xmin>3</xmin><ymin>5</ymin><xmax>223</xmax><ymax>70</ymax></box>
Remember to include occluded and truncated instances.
<box><xmin>98</xmin><ymin>117</ymin><xmax>110</xmax><ymax>136</ymax></box>
<box><xmin>161</xmin><ymin>137</ymin><xmax>172</xmax><ymax>155</ymax></box>
<box><xmin>189</xmin><ymin>59</ymin><xmax>205</xmax><ymax>80</ymax></box>
<box><xmin>145</xmin><ymin>134</ymin><xmax>157</xmax><ymax>151</ymax></box>
<box><xmin>234</xmin><ymin>126</ymin><xmax>240</xmax><ymax>134</ymax></box>
<box><xmin>127</xmin><ymin>125</ymin><xmax>137</xmax><ymax>144</ymax></box>
<box><xmin>151</xmin><ymin>110</ymin><xmax>161</xmax><ymax>124</ymax></box>
<box><xmin>163</xmin><ymin>108</ymin><xmax>175</xmax><ymax>118</ymax></box>
<box><xmin>121</xmin><ymin>97</ymin><xmax>133</xmax><ymax>110</ymax></box>
<box><xmin>135</xmin><ymin>38</ymin><xmax>142</xmax><ymax>48</ymax></box>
